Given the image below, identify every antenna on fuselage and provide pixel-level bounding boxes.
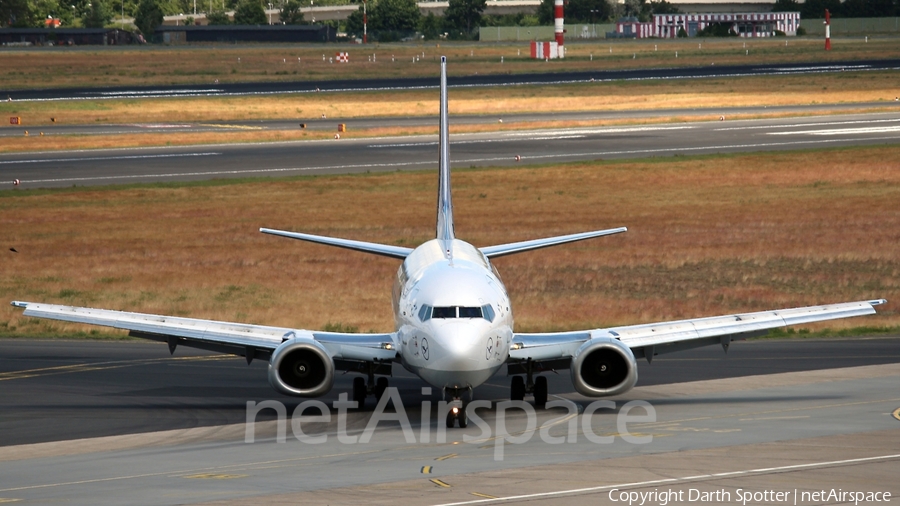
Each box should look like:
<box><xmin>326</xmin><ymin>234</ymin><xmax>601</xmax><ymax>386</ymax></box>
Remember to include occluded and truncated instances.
<box><xmin>435</xmin><ymin>56</ymin><xmax>455</xmax><ymax>243</ymax></box>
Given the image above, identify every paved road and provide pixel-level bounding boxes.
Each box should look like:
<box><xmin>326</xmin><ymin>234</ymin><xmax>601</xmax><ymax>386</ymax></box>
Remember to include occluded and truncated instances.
<box><xmin>3</xmin><ymin>110</ymin><xmax>900</xmax><ymax>188</ymax></box>
<box><xmin>3</xmin><ymin>59</ymin><xmax>899</xmax><ymax>101</ymax></box>
<box><xmin>2</xmin><ymin>336</ymin><xmax>898</xmax><ymax>446</ymax></box>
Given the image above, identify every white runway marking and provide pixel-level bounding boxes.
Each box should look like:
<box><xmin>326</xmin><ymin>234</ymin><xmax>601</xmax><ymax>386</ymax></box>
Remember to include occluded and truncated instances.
<box><xmin>97</xmin><ymin>89</ymin><xmax>223</xmax><ymax>97</ymax></box>
<box><xmin>766</xmin><ymin>64</ymin><xmax>872</xmax><ymax>72</ymax></box>
<box><xmin>367</xmin><ymin>135</ymin><xmax>586</xmax><ymax>148</ymax></box>
<box><xmin>368</xmin><ymin>125</ymin><xmax>695</xmax><ymax>148</ymax></box>
<box><xmin>432</xmin><ymin>453</ymin><xmax>900</xmax><ymax>505</ymax></box>
<box><xmin>0</xmin><ymin>152</ymin><xmax>221</xmax><ymax>165</ymax></box>
<box><xmin>499</xmin><ymin>125</ymin><xmax>697</xmax><ymax>136</ymax></box>
<box><xmin>768</xmin><ymin>125</ymin><xmax>900</xmax><ymax>136</ymax></box>
<box><xmin>715</xmin><ymin>117</ymin><xmax>900</xmax><ymax>131</ymax></box>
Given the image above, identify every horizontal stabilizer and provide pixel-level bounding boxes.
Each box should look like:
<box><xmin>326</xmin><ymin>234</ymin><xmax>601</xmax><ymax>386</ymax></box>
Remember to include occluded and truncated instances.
<box><xmin>260</xmin><ymin>228</ymin><xmax>413</xmax><ymax>259</ymax></box>
<box><xmin>480</xmin><ymin>227</ymin><xmax>627</xmax><ymax>259</ymax></box>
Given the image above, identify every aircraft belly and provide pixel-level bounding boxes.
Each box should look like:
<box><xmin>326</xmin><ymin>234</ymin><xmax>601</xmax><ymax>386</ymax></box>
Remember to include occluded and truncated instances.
<box><xmin>411</xmin><ymin>362</ymin><xmax>502</xmax><ymax>390</ymax></box>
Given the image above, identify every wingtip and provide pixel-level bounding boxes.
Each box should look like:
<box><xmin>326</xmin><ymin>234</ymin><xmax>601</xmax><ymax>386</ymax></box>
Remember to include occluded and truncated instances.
<box><xmin>869</xmin><ymin>298</ymin><xmax>887</xmax><ymax>306</ymax></box>
<box><xmin>10</xmin><ymin>301</ymin><xmax>27</xmax><ymax>308</ymax></box>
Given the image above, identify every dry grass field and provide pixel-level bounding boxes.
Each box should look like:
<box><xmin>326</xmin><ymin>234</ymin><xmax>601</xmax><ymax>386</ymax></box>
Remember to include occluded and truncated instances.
<box><xmin>2</xmin><ymin>38</ymin><xmax>898</xmax><ymax>90</ymax></box>
<box><xmin>2</xmin><ymin>70</ymin><xmax>898</xmax><ymax>153</ymax></box>
<box><xmin>2</xmin><ymin>146</ymin><xmax>898</xmax><ymax>338</ymax></box>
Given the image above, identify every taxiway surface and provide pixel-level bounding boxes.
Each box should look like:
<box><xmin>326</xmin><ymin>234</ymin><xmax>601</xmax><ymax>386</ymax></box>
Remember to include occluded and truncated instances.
<box><xmin>3</xmin><ymin>110</ymin><xmax>900</xmax><ymax>188</ymax></box>
<box><xmin>1</xmin><ymin>338</ymin><xmax>898</xmax><ymax>505</ymax></box>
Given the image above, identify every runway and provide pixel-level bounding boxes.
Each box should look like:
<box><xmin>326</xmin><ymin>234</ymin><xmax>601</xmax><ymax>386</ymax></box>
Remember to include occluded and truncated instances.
<box><xmin>3</xmin><ymin>109</ymin><xmax>900</xmax><ymax>188</ymax></box>
<box><xmin>1</xmin><ymin>338</ymin><xmax>898</xmax><ymax>504</ymax></box>
<box><xmin>5</xmin><ymin>59</ymin><xmax>899</xmax><ymax>101</ymax></box>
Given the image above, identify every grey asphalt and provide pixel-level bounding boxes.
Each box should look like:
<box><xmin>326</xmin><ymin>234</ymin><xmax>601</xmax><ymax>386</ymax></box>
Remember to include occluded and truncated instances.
<box><xmin>0</xmin><ymin>340</ymin><xmax>897</xmax><ymax>505</ymax></box>
<box><xmin>5</xmin><ymin>58</ymin><xmax>899</xmax><ymax>101</ymax></box>
<box><xmin>2</xmin><ymin>337</ymin><xmax>899</xmax><ymax>447</ymax></box>
<box><xmin>3</xmin><ymin>109</ymin><xmax>900</xmax><ymax>188</ymax></box>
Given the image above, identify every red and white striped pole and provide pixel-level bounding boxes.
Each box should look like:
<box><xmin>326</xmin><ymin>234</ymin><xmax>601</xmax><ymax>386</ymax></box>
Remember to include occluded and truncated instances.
<box><xmin>363</xmin><ymin>0</ymin><xmax>367</xmax><ymax>44</ymax></box>
<box><xmin>554</xmin><ymin>0</ymin><xmax>564</xmax><ymax>58</ymax></box>
<box><xmin>824</xmin><ymin>8</ymin><xmax>831</xmax><ymax>50</ymax></box>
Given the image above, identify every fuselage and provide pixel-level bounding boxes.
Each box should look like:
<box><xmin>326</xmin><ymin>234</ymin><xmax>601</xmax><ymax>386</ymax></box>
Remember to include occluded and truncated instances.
<box><xmin>392</xmin><ymin>238</ymin><xmax>514</xmax><ymax>392</ymax></box>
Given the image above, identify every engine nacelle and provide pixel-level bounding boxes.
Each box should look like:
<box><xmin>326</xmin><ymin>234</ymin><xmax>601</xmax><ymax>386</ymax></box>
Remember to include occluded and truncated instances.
<box><xmin>268</xmin><ymin>339</ymin><xmax>334</xmax><ymax>397</ymax></box>
<box><xmin>570</xmin><ymin>337</ymin><xmax>638</xmax><ymax>397</ymax></box>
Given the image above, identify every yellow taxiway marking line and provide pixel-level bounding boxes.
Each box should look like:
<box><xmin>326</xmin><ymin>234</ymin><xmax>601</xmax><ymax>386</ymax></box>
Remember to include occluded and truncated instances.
<box><xmin>1</xmin><ymin>449</ymin><xmax>382</xmax><ymax>493</ymax></box>
<box><xmin>421</xmin><ymin>466</ymin><xmax>433</xmax><ymax>474</ymax></box>
<box><xmin>0</xmin><ymin>355</ymin><xmax>231</xmax><ymax>381</ymax></box>
<box><xmin>0</xmin><ymin>499</ymin><xmax>22</xmax><ymax>503</ymax></box>
<box><xmin>470</xmin><ymin>492</ymin><xmax>498</xmax><ymax>499</ymax></box>
<box><xmin>435</xmin><ymin>453</ymin><xmax>458</xmax><ymax>461</ymax></box>
<box><xmin>183</xmin><ymin>473</ymin><xmax>247</xmax><ymax>480</ymax></box>
<box><xmin>430</xmin><ymin>479</ymin><xmax>452</xmax><ymax>488</ymax></box>
<box><xmin>738</xmin><ymin>415</ymin><xmax>810</xmax><ymax>421</ymax></box>
<box><xmin>892</xmin><ymin>407</ymin><xmax>900</xmax><ymax>421</ymax></box>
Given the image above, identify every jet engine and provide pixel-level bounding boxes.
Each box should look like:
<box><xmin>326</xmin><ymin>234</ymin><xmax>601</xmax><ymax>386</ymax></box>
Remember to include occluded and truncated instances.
<box><xmin>570</xmin><ymin>337</ymin><xmax>638</xmax><ymax>397</ymax></box>
<box><xmin>268</xmin><ymin>339</ymin><xmax>334</xmax><ymax>397</ymax></box>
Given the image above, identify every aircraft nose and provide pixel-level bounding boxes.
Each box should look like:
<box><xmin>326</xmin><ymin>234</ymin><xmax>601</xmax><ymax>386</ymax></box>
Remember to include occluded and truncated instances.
<box><xmin>434</xmin><ymin>321</ymin><xmax>484</xmax><ymax>368</ymax></box>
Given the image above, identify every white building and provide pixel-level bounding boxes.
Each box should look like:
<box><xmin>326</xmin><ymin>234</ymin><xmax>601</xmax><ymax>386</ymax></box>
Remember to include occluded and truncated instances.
<box><xmin>613</xmin><ymin>11</ymin><xmax>800</xmax><ymax>38</ymax></box>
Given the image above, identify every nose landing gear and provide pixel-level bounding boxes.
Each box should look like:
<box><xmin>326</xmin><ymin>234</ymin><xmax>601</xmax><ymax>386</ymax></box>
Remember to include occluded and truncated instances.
<box><xmin>444</xmin><ymin>387</ymin><xmax>472</xmax><ymax>428</ymax></box>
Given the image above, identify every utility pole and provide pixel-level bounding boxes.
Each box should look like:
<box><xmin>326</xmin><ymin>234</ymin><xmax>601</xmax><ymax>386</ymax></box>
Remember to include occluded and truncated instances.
<box><xmin>363</xmin><ymin>0</ymin><xmax>367</xmax><ymax>44</ymax></box>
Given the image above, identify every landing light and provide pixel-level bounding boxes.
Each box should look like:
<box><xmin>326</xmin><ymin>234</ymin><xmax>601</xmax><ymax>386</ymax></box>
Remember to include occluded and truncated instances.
<box><xmin>510</xmin><ymin>342</ymin><xmax>523</xmax><ymax>350</ymax></box>
<box><xmin>382</xmin><ymin>343</ymin><xmax>393</xmax><ymax>350</ymax></box>
<box><xmin>451</xmin><ymin>406</ymin><xmax>460</xmax><ymax>415</ymax></box>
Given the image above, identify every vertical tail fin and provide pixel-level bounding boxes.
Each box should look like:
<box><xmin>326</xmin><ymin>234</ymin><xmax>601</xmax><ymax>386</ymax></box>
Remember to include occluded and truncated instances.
<box><xmin>435</xmin><ymin>56</ymin><xmax>455</xmax><ymax>241</ymax></box>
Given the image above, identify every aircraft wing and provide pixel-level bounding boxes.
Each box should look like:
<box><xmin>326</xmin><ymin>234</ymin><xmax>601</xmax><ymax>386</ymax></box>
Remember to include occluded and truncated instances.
<box><xmin>10</xmin><ymin>301</ymin><xmax>398</xmax><ymax>364</ymax></box>
<box><xmin>509</xmin><ymin>299</ymin><xmax>886</xmax><ymax>363</ymax></box>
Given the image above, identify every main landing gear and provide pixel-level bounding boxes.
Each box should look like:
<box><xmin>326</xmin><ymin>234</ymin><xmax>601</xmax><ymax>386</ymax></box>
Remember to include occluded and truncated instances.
<box><xmin>351</xmin><ymin>362</ymin><xmax>390</xmax><ymax>408</ymax></box>
<box><xmin>510</xmin><ymin>360</ymin><xmax>548</xmax><ymax>408</ymax></box>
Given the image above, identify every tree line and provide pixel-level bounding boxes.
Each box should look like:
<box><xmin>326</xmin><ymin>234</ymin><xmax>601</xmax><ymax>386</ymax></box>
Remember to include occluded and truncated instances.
<box><xmin>4</xmin><ymin>0</ymin><xmax>897</xmax><ymax>39</ymax></box>
<box><xmin>772</xmin><ymin>0</ymin><xmax>897</xmax><ymax>18</ymax></box>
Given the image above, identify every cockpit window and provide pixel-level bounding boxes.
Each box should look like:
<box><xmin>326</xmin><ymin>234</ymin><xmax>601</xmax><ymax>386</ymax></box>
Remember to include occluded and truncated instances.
<box><xmin>482</xmin><ymin>304</ymin><xmax>495</xmax><ymax>322</ymax></box>
<box><xmin>432</xmin><ymin>306</ymin><xmax>457</xmax><ymax>319</ymax></box>
<box><xmin>458</xmin><ymin>306</ymin><xmax>482</xmax><ymax>318</ymax></box>
<box><xmin>428</xmin><ymin>306</ymin><xmax>492</xmax><ymax>320</ymax></box>
<box><xmin>418</xmin><ymin>305</ymin><xmax>432</xmax><ymax>322</ymax></box>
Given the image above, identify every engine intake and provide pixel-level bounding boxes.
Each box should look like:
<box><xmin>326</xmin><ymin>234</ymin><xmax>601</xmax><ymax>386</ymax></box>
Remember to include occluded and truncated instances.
<box><xmin>268</xmin><ymin>339</ymin><xmax>334</xmax><ymax>397</ymax></box>
<box><xmin>570</xmin><ymin>337</ymin><xmax>638</xmax><ymax>397</ymax></box>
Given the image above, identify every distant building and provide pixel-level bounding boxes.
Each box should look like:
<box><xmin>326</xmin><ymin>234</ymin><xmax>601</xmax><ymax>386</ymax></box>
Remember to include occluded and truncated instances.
<box><xmin>155</xmin><ymin>25</ymin><xmax>336</xmax><ymax>44</ymax></box>
<box><xmin>611</xmin><ymin>12</ymin><xmax>800</xmax><ymax>38</ymax></box>
<box><xmin>0</xmin><ymin>28</ymin><xmax>136</xmax><ymax>46</ymax></box>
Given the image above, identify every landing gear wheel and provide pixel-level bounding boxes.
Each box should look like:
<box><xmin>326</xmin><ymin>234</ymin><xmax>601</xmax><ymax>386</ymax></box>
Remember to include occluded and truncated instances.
<box><xmin>533</xmin><ymin>375</ymin><xmax>548</xmax><ymax>408</ymax></box>
<box><xmin>511</xmin><ymin>376</ymin><xmax>525</xmax><ymax>401</ymax></box>
<box><xmin>352</xmin><ymin>376</ymin><xmax>367</xmax><ymax>408</ymax></box>
<box><xmin>446</xmin><ymin>410</ymin><xmax>456</xmax><ymax>428</ymax></box>
<box><xmin>457</xmin><ymin>407</ymin><xmax>468</xmax><ymax>428</ymax></box>
<box><xmin>375</xmin><ymin>377</ymin><xmax>389</xmax><ymax>401</ymax></box>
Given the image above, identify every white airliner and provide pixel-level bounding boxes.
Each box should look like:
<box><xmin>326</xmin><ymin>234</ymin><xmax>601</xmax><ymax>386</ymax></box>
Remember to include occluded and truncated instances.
<box><xmin>11</xmin><ymin>57</ymin><xmax>885</xmax><ymax>428</ymax></box>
